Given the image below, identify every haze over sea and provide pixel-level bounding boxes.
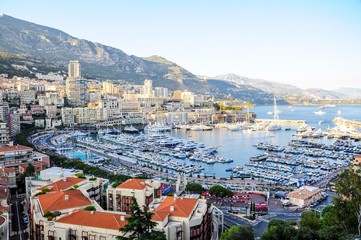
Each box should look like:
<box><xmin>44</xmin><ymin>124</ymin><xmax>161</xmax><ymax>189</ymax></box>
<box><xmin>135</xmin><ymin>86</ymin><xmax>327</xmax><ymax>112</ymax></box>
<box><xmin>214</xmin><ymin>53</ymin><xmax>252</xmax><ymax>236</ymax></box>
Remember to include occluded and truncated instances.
<box><xmin>170</xmin><ymin>105</ymin><xmax>361</xmax><ymax>177</ymax></box>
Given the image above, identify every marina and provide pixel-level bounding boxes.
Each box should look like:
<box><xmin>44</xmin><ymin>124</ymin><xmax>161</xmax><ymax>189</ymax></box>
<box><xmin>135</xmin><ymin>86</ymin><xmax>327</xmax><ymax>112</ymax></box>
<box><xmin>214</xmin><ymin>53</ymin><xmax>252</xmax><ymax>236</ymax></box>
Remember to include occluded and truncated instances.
<box><xmin>31</xmin><ymin>105</ymin><xmax>361</xmax><ymax>182</ymax></box>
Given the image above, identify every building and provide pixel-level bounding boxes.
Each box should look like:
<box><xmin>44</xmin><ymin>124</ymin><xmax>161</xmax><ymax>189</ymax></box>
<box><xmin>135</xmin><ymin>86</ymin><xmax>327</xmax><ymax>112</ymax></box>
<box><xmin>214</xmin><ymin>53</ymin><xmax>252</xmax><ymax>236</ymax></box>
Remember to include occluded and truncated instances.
<box><xmin>0</xmin><ymin>145</ymin><xmax>50</xmax><ymax>171</ymax></box>
<box><xmin>68</xmin><ymin>60</ymin><xmax>81</xmax><ymax>80</ymax></box>
<box><xmin>0</xmin><ymin>102</ymin><xmax>9</xmax><ymax>123</ymax></box>
<box><xmin>0</xmin><ymin>167</ymin><xmax>16</xmax><ymax>188</ymax></box>
<box><xmin>173</xmin><ymin>90</ymin><xmax>182</xmax><ymax>100</ymax></box>
<box><xmin>143</xmin><ymin>79</ymin><xmax>153</xmax><ymax>96</ymax></box>
<box><xmin>19</xmin><ymin>90</ymin><xmax>37</xmax><ymax>104</ymax></box>
<box><xmin>9</xmin><ymin>112</ymin><xmax>21</xmax><ymax>137</ymax></box>
<box><xmin>28</xmin><ymin>175</ymin><xmax>214</xmax><ymax>240</ymax></box>
<box><xmin>0</xmin><ymin>123</ymin><xmax>9</xmax><ymax>146</ymax></box>
<box><xmin>154</xmin><ymin>87</ymin><xmax>169</xmax><ymax>98</ymax></box>
<box><xmin>66</xmin><ymin>79</ymin><xmax>88</xmax><ymax>107</ymax></box>
<box><xmin>107</xmin><ymin>178</ymin><xmax>161</xmax><ymax>212</ymax></box>
<box><xmin>287</xmin><ymin>186</ymin><xmax>322</xmax><ymax>208</ymax></box>
<box><xmin>181</xmin><ymin>91</ymin><xmax>195</xmax><ymax>107</ymax></box>
<box><xmin>151</xmin><ymin>196</ymin><xmax>213</xmax><ymax>240</ymax></box>
<box><xmin>61</xmin><ymin>107</ymin><xmax>108</xmax><ymax>125</ymax></box>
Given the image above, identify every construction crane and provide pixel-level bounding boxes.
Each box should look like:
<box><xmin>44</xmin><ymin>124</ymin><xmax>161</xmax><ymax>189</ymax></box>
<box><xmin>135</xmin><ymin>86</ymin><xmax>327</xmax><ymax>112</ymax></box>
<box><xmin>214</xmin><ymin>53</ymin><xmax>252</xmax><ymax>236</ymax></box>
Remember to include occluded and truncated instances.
<box><xmin>244</xmin><ymin>102</ymin><xmax>255</xmax><ymax>122</ymax></box>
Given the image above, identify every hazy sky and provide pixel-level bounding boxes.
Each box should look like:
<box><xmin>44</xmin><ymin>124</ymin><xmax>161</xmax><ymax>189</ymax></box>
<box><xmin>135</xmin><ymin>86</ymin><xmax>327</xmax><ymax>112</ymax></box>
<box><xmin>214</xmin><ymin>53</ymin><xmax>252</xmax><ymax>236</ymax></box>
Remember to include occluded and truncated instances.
<box><xmin>2</xmin><ymin>0</ymin><xmax>361</xmax><ymax>90</ymax></box>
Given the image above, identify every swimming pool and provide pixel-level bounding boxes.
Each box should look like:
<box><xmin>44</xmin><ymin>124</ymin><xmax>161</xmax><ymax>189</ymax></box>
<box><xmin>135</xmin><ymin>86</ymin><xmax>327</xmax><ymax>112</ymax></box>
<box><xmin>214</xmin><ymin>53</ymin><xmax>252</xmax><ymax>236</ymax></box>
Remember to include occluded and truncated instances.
<box><xmin>65</xmin><ymin>151</ymin><xmax>87</xmax><ymax>160</ymax></box>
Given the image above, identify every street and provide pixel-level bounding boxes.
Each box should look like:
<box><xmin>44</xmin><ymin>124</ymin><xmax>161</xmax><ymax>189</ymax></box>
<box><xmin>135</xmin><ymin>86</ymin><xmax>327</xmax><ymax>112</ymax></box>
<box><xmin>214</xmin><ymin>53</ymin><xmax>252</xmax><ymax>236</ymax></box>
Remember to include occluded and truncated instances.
<box><xmin>10</xmin><ymin>193</ymin><xmax>28</xmax><ymax>240</ymax></box>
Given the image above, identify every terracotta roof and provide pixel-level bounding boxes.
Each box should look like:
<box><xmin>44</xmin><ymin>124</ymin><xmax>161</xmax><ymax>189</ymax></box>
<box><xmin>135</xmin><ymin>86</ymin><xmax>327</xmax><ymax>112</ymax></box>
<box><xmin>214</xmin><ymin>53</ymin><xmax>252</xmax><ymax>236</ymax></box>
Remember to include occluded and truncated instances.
<box><xmin>0</xmin><ymin>145</ymin><xmax>32</xmax><ymax>152</ymax></box>
<box><xmin>38</xmin><ymin>177</ymin><xmax>85</xmax><ymax>192</ymax></box>
<box><xmin>0</xmin><ymin>167</ymin><xmax>15</xmax><ymax>173</ymax></box>
<box><xmin>152</xmin><ymin>197</ymin><xmax>198</xmax><ymax>221</ymax></box>
<box><xmin>287</xmin><ymin>186</ymin><xmax>321</xmax><ymax>200</ymax></box>
<box><xmin>117</xmin><ymin>179</ymin><xmax>151</xmax><ymax>190</ymax></box>
<box><xmin>56</xmin><ymin>210</ymin><xmax>128</xmax><ymax>230</ymax></box>
<box><xmin>0</xmin><ymin>216</ymin><xmax>5</xmax><ymax>225</ymax></box>
<box><xmin>37</xmin><ymin>190</ymin><xmax>91</xmax><ymax>212</ymax></box>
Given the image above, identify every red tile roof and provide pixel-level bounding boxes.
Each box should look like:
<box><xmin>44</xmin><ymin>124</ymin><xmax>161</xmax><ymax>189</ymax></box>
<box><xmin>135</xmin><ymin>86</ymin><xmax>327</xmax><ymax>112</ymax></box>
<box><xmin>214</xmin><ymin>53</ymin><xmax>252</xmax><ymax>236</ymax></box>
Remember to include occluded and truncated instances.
<box><xmin>152</xmin><ymin>197</ymin><xmax>198</xmax><ymax>221</ymax></box>
<box><xmin>117</xmin><ymin>179</ymin><xmax>151</xmax><ymax>190</ymax></box>
<box><xmin>0</xmin><ymin>145</ymin><xmax>32</xmax><ymax>152</ymax></box>
<box><xmin>0</xmin><ymin>167</ymin><xmax>15</xmax><ymax>173</ymax></box>
<box><xmin>56</xmin><ymin>210</ymin><xmax>128</xmax><ymax>230</ymax></box>
<box><xmin>38</xmin><ymin>177</ymin><xmax>85</xmax><ymax>192</ymax></box>
<box><xmin>37</xmin><ymin>190</ymin><xmax>91</xmax><ymax>212</ymax></box>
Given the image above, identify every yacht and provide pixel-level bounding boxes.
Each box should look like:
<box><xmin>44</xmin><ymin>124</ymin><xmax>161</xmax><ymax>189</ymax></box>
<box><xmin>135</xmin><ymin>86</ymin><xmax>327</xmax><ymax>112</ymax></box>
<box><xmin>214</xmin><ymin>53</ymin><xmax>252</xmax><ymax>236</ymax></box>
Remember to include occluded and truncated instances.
<box><xmin>314</xmin><ymin>110</ymin><xmax>326</xmax><ymax>115</ymax></box>
<box><xmin>123</xmin><ymin>126</ymin><xmax>139</xmax><ymax>133</ymax></box>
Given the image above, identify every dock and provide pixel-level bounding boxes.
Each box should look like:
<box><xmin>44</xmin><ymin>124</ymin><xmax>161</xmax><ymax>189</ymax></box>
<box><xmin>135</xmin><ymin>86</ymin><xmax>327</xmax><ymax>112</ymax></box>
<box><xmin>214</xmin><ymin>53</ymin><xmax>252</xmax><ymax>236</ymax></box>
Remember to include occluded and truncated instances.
<box><xmin>255</xmin><ymin>119</ymin><xmax>306</xmax><ymax>126</ymax></box>
<box><xmin>333</xmin><ymin>117</ymin><xmax>361</xmax><ymax>128</ymax></box>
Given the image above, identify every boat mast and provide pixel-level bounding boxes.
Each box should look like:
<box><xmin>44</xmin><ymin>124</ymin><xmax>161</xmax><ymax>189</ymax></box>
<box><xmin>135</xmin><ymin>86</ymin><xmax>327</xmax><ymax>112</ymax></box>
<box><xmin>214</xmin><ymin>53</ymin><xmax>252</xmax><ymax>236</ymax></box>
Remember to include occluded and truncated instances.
<box><xmin>273</xmin><ymin>95</ymin><xmax>279</xmax><ymax>123</ymax></box>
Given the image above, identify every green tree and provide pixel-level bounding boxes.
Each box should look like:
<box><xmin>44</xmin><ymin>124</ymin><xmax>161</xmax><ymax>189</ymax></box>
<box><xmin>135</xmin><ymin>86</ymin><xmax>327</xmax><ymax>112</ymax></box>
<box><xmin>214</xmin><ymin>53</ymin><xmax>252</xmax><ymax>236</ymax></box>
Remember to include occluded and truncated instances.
<box><xmin>84</xmin><ymin>206</ymin><xmax>96</xmax><ymax>211</ymax></box>
<box><xmin>318</xmin><ymin>225</ymin><xmax>348</xmax><ymax>240</ymax></box>
<box><xmin>300</xmin><ymin>210</ymin><xmax>321</xmax><ymax>230</ymax></box>
<box><xmin>221</xmin><ymin>225</ymin><xmax>254</xmax><ymax>240</ymax></box>
<box><xmin>185</xmin><ymin>183</ymin><xmax>203</xmax><ymax>194</ymax></box>
<box><xmin>119</xmin><ymin>197</ymin><xmax>166</xmax><ymax>240</ymax></box>
<box><xmin>209</xmin><ymin>185</ymin><xmax>233</xmax><ymax>198</ymax></box>
<box><xmin>24</xmin><ymin>163</ymin><xmax>35</xmax><ymax>176</ymax></box>
<box><xmin>261</xmin><ymin>219</ymin><xmax>297</xmax><ymax>240</ymax></box>
<box><xmin>295</xmin><ymin>227</ymin><xmax>318</xmax><ymax>240</ymax></box>
<box><xmin>334</xmin><ymin>169</ymin><xmax>361</xmax><ymax>236</ymax></box>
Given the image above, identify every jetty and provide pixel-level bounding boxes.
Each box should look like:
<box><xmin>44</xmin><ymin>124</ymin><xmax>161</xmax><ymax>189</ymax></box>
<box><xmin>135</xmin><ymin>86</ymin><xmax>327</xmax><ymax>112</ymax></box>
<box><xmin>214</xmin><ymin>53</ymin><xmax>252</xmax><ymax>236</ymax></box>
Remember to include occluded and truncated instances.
<box><xmin>333</xmin><ymin>117</ymin><xmax>361</xmax><ymax>129</ymax></box>
<box><xmin>255</xmin><ymin>119</ymin><xmax>306</xmax><ymax>126</ymax></box>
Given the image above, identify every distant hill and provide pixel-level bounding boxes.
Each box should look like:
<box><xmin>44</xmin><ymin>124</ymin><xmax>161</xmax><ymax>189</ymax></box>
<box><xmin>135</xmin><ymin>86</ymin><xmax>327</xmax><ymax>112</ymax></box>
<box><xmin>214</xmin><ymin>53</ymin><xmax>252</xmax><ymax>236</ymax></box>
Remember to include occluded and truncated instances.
<box><xmin>0</xmin><ymin>14</ymin><xmax>198</xmax><ymax>90</ymax></box>
<box><xmin>0</xmin><ymin>14</ymin><xmax>359</xmax><ymax>105</ymax></box>
<box><xmin>210</xmin><ymin>73</ymin><xmax>360</xmax><ymax>102</ymax></box>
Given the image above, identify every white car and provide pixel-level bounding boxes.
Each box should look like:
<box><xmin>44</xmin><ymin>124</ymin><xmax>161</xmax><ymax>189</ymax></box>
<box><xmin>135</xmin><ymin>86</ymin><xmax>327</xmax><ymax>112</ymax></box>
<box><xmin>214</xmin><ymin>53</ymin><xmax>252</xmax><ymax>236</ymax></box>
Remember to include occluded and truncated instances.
<box><xmin>23</xmin><ymin>216</ymin><xmax>28</xmax><ymax>224</ymax></box>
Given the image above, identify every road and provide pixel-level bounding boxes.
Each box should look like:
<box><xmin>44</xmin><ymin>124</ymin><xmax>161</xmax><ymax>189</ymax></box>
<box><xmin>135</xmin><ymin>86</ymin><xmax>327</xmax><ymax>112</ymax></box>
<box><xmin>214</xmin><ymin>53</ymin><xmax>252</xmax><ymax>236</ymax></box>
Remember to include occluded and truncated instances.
<box><xmin>10</xmin><ymin>193</ymin><xmax>28</xmax><ymax>240</ymax></box>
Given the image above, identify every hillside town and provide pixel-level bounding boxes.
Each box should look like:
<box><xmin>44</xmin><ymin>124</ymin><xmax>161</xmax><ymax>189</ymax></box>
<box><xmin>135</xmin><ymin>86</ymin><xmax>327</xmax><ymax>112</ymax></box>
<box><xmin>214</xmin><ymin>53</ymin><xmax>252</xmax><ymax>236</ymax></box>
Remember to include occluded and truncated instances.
<box><xmin>0</xmin><ymin>60</ymin><xmax>358</xmax><ymax>240</ymax></box>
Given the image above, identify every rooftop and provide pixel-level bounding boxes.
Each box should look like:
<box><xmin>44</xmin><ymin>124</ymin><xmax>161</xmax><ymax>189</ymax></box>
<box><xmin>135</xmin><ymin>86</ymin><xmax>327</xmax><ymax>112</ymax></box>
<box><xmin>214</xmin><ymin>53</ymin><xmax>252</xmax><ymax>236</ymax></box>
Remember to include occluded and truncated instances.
<box><xmin>56</xmin><ymin>210</ymin><xmax>128</xmax><ymax>230</ymax></box>
<box><xmin>37</xmin><ymin>190</ymin><xmax>91</xmax><ymax>212</ymax></box>
<box><xmin>152</xmin><ymin>197</ymin><xmax>198</xmax><ymax>221</ymax></box>
<box><xmin>117</xmin><ymin>179</ymin><xmax>151</xmax><ymax>190</ymax></box>
<box><xmin>287</xmin><ymin>186</ymin><xmax>321</xmax><ymax>200</ymax></box>
<box><xmin>0</xmin><ymin>145</ymin><xmax>32</xmax><ymax>152</ymax></box>
<box><xmin>38</xmin><ymin>177</ymin><xmax>85</xmax><ymax>192</ymax></box>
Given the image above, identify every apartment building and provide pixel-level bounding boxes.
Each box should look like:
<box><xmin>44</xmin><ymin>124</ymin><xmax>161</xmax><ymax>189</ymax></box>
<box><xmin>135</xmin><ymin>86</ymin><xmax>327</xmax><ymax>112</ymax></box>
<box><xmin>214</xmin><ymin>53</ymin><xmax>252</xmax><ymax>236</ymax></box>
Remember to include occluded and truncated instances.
<box><xmin>61</xmin><ymin>107</ymin><xmax>109</xmax><ymax>125</ymax></box>
<box><xmin>107</xmin><ymin>178</ymin><xmax>161</xmax><ymax>212</ymax></box>
<box><xmin>0</xmin><ymin>145</ymin><xmax>50</xmax><ymax>171</ymax></box>
<box><xmin>0</xmin><ymin>123</ymin><xmax>9</xmax><ymax>146</ymax></box>
<box><xmin>28</xmin><ymin>176</ymin><xmax>214</xmax><ymax>240</ymax></box>
<box><xmin>151</xmin><ymin>196</ymin><xmax>213</xmax><ymax>240</ymax></box>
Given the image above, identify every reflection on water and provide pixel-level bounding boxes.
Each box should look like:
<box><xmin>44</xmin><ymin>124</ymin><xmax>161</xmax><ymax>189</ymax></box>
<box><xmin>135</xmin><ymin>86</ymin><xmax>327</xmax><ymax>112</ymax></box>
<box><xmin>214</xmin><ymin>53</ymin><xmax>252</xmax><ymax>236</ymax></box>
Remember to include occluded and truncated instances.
<box><xmin>170</xmin><ymin>105</ymin><xmax>361</xmax><ymax>177</ymax></box>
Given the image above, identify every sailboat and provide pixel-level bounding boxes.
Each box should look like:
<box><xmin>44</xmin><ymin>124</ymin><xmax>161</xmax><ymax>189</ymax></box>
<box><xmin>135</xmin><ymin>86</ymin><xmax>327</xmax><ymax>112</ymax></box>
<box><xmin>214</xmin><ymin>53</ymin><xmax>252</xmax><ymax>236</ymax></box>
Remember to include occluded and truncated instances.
<box><xmin>266</xmin><ymin>95</ymin><xmax>282</xmax><ymax>131</ymax></box>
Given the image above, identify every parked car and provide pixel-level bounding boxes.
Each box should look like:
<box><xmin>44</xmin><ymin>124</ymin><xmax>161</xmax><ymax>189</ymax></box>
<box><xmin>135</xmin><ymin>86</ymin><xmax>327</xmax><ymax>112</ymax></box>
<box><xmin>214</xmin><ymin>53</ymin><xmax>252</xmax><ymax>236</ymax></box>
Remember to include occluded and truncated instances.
<box><xmin>23</xmin><ymin>216</ymin><xmax>28</xmax><ymax>224</ymax></box>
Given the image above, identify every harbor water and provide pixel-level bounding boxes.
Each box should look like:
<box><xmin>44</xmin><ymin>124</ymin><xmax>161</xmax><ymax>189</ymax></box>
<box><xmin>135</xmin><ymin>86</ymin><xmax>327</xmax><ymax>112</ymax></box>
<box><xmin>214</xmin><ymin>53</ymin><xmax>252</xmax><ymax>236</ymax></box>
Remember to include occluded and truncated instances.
<box><xmin>169</xmin><ymin>105</ymin><xmax>361</xmax><ymax>177</ymax></box>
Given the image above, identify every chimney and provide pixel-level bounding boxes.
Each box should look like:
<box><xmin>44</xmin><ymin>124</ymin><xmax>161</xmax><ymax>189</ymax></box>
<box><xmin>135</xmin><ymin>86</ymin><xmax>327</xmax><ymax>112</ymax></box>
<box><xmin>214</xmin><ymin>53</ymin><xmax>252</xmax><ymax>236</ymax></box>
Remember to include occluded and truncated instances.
<box><xmin>91</xmin><ymin>211</ymin><xmax>94</xmax><ymax>215</ymax></box>
<box><xmin>170</xmin><ymin>206</ymin><xmax>174</xmax><ymax>212</ymax></box>
<box><xmin>120</xmin><ymin>216</ymin><xmax>125</xmax><ymax>221</ymax></box>
<box><xmin>64</xmin><ymin>195</ymin><xmax>69</xmax><ymax>200</ymax></box>
<box><xmin>63</xmin><ymin>177</ymin><xmax>67</xmax><ymax>182</ymax></box>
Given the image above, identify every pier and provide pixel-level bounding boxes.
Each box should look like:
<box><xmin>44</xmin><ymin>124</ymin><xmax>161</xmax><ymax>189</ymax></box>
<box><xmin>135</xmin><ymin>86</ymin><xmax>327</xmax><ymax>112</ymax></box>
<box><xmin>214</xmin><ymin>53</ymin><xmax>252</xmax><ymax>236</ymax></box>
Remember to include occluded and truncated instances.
<box><xmin>255</xmin><ymin>119</ymin><xmax>306</xmax><ymax>126</ymax></box>
<box><xmin>333</xmin><ymin>117</ymin><xmax>361</xmax><ymax>128</ymax></box>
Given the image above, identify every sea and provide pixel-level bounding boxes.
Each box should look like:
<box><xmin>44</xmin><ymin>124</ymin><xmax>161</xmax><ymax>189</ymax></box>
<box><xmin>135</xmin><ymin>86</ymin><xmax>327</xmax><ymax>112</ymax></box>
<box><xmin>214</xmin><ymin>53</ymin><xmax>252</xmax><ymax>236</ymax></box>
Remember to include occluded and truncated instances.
<box><xmin>169</xmin><ymin>105</ymin><xmax>361</xmax><ymax>177</ymax></box>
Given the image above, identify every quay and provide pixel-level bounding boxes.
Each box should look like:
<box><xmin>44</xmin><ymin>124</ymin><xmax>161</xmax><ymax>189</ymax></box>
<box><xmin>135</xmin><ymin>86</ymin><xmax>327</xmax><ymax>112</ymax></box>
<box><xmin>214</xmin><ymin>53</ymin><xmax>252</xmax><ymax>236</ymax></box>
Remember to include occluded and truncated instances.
<box><xmin>333</xmin><ymin>117</ymin><xmax>361</xmax><ymax>128</ymax></box>
<box><xmin>255</xmin><ymin>119</ymin><xmax>306</xmax><ymax>126</ymax></box>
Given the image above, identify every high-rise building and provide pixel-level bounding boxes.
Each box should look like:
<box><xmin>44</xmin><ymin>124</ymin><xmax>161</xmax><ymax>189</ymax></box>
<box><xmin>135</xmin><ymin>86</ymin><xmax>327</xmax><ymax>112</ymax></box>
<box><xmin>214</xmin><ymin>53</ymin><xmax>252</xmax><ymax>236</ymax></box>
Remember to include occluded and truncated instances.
<box><xmin>154</xmin><ymin>87</ymin><xmax>169</xmax><ymax>98</ymax></box>
<box><xmin>66</xmin><ymin>61</ymin><xmax>88</xmax><ymax>107</ymax></box>
<box><xmin>143</xmin><ymin>79</ymin><xmax>153</xmax><ymax>96</ymax></box>
<box><xmin>0</xmin><ymin>123</ymin><xmax>9</xmax><ymax>146</ymax></box>
<box><xmin>173</xmin><ymin>90</ymin><xmax>182</xmax><ymax>100</ymax></box>
<box><xmin>0</xmin><ymin>102</ymin><xmax>9</xmax><ymax>123</ymax></box>
<box><xmin>68</xmin><ymin>60</ymin><xmax>81</xmax><ymax>80</ymax></box>
<box><xmin>9</xmin><ymin>112</ymin><xmax>20</xmax><ymax>137</ymax></box>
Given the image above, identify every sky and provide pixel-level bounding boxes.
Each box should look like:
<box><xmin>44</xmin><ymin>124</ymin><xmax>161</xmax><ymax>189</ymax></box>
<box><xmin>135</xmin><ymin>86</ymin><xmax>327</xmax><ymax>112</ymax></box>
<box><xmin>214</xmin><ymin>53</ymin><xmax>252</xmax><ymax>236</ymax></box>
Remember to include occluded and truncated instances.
<box><xmin>1</xmin><ymin>0</ymin><xmax>361</xmax><ymax>90</ymax></box>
